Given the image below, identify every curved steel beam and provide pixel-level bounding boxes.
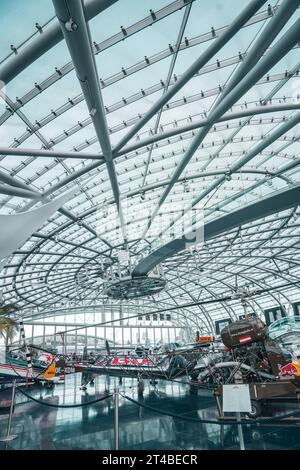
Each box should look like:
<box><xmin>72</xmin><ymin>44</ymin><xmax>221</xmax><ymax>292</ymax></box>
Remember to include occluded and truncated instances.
<box><xmin>153</xmin><ymin>110</ymin><xmax>300</xmax><ymax>241</ymax></box>
<box><xmin>0</xmin><ymin>146</ymin><xmax>102</xmax><ymax>160</ymax></box>
<box><xmin>113</xmin><ymin>101</ymin><xmax>300</xmax><ymax>156</ymax></box>
<box><xmin>5</xmin><ymin>70</ymin><xmax>293</xmax><ymax>161</ymax></box>
<box><xmin>133</xmin><ymin>184</ymin><xmax>300</xmax><ymax>276</ymax></box>
<box><xmin>113</xmin><ymin>0</ymin><xmax>267</xmax><ymax>154</ymax></box>
<box><xmin>22</xmin><ymin>208</ymin><xmax>296</xmax><ymax>309</ymax></box>
<box><xmin>143</xmin><ymin>17</ymin><xmax>300</xmax><ymax>239</ymax></box>
<box><xmin>0</xmin><ymin>101</ymin><xmax>299</xmax><ymax>166</ymax></box>
<box><xmin>0</xmin><ymin>184</ymin><xmax>38</xmax><ymax>199</ymax></box>
<box><xmin>10</xmin><ymin>140</ymin><xmax>293</xmax><ymax>263</ymax></box>
<box><xmin>202</xmin><ymin>59</ymin><xmax>300</xmax><ymax>172</ymax></box>
<box><xmin>142</xmin><ymin>1</ymin><xmax>193</xmax><ymax>188</ymax></box>
<box><xmin>51</xmin><ymin>159</ymin><xmax>297</xmax><ymax>244</ymax></box>
<box><xmin>4</xmin><ymin>139</ymin><xmax>297</xmax><ymax>301</ymax></box>
<box><xmin>202</xmin><ymin>139</ymin><xmax>300</xmax><ymax>220</ymax></box>
<box><xmin>6</xmin><ymin>101</ymin><xmax>295</xmax><ymax>207</ymax></box>
<box><xmin>53</xmin><ymin>0</ymin><xmax>127</xmax><ymax>242</ymax></box>
<box><xmin>0</xmin><ymin>0</ymin><xmax>195</xmax><ymax>128</ymax></box>
<box><xmin>0</xmin><ymin>0</ymin><xmax>118</xmax><ymax>85</ymax></box>
<box><xmin>215</xmin><ymin>0</ymin><xmax>300</xmax><ymax>105</ymax></box>
<box><xmin>37</xmin><ymin>279</ymin><xmax>300</xmax><ymax>333</ymax></box>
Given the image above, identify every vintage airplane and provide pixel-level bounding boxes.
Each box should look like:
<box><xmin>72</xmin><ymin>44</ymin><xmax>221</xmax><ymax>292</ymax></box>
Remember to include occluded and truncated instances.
<box><xmin>0</xmin><ymin>351</ymin><xmax>67</xmax><ymax>385</ymax></box>
<box><xmin>73</xmin><ymin>337</ymin><xmax>215</xmax><ymax>390</ymax></box>
<box><xmin>99</xmin><ymin>336</ymin><xmax>215</xmax><ymax>357</ymax></box>
<box><xmin>74</xmin><ymin>353</ymin><xmax>198</xmax><ymax>389</ymax></box>
<box><xmin>1</xmin><ymin>336</ymin><xmax>215</xmax><ymax>390</ymax></box>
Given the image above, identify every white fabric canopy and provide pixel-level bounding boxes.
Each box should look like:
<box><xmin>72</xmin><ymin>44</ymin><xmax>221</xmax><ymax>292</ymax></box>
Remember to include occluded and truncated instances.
<box><xmin>0</xmin><ymin>190</ymin><xmax>75</xmax><ymax>264</ymax></box>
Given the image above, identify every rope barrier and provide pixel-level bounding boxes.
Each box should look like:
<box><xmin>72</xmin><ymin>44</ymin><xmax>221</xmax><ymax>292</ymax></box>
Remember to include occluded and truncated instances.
<box><xmin>120</xmin><ymin>392</ymin><xmax>300</xmax><ymax>426</ymax></box>
<box><xmin>164</xmin><ymin>377</ymin><xmax>216</xmax><ymax>390</ymax></box>
<box><xmin>16</xmin><ymin>386</ymin><xmax>113</xmax><ymax>408</ymax></box>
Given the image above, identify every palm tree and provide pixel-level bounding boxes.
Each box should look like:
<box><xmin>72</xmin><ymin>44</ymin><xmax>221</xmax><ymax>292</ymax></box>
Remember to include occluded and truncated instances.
<box><xmin>0</xmin><ymin>304</ymin><xmax>19</xmax><ymax>350</ymax></box>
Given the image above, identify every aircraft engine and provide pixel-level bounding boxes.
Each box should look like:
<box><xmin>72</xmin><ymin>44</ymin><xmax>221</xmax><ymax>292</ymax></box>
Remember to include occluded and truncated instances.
<box><xmin>221</xmin><ymin>318</ymin><xmax>267</xmax><ymax>349</ymax></box>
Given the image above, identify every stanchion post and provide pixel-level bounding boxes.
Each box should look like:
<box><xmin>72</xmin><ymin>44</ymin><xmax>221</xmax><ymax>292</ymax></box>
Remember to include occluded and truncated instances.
<box><xmin>236</xmin><ymin>411</ymin><xmax>245</xmax><ymax>450</ymax></box>
<box><xmin>0</xmin><ymin>379</ymin><xmax>18</xmax><ymax>444</ymax></box>
<box><xmin>214</xmin><ymin>389</ymin><xmax>224</xmax><ymax>418</ymax></box>
<box><xmin>232</xmin><ymin>370</ymin><xmax>246</xmax><ymax>451</ymax></box>
<box><xmin>114</xmin><ymin>387</ymin><xmax>119</xmax><ymax>450</ymax></box>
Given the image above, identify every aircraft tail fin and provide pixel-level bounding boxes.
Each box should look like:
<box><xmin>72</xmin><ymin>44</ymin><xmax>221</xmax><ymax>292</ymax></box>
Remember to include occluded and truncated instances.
<box><xmin>43</xmin><ymin>362</ymin><xmax>56</xmax><ymax>380</ymax></box>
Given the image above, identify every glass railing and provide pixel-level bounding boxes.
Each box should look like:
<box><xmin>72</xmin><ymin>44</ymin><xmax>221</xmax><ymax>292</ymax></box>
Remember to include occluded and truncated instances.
<box><xmin>268</xmin><ymin>316</ymin><xmax>300</xmax><ymax>339</ymax></box>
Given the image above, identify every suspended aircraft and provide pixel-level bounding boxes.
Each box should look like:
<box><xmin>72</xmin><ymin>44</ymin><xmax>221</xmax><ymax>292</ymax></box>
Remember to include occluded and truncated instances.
<box><xmin>196</xmin><ymin>316</ymin><xmax>300</xmax><ymax>417</ymax></box>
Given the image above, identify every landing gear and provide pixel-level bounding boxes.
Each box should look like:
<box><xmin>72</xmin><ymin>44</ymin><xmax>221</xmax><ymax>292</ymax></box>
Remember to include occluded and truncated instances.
<box><xmin>251</xmin><ymin>430</ymin><xmax>261</xmax><ymax>441</ymax></box>
<box><xmin>246</xmin><ymin>400</ymin><xmax>262</xmax><ymax>418</ymax></box>
<box><xmin>137</xmin><ymin>378</ymin><xmax>144</xmax><ymax>396</ymax></box>
<box><xmin>189</xmin><ymin>382</ymin><xmax>198</xmax><ymax>395</ymax></box>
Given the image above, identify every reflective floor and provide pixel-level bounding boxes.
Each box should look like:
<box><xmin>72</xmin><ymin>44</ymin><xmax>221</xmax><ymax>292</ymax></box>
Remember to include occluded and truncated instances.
<box><xmin>1</xmin><ymin>374</ymin><xmax>300</xmax><ymax>450</ymax></box>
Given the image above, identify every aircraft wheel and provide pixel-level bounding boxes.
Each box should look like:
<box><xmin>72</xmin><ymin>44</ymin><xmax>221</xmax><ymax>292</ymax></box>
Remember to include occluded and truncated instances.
<box><xmin>247</xmin><ymin>400</ymin><xmax>262</xmax><ymax>419</ymax></box>
<box><xmin>251</xmin><ymin>430</ymin><xmax>261</xmax><ymax>441</ymax></box>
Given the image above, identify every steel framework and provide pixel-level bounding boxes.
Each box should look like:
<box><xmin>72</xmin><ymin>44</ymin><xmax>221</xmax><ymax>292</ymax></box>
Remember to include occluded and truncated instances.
<box><xmin>0</xmin><ymin>0</ymin><xmax>299</xmax><ymax>333</ymax></box>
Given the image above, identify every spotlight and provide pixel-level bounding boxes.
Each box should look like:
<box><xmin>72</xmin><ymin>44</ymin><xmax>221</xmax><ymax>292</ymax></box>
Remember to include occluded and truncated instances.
<box><xmin>65</xmin><ymin>19</ymin><xmax>78</xmax><ymax>32</ymax></box>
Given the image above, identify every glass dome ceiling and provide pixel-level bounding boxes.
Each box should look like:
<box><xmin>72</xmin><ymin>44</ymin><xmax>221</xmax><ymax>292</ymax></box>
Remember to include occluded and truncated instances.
<box><xmin>0</xmin><ymin>0</ymin><xmax>299</xmax><ymax>332</ymax></box>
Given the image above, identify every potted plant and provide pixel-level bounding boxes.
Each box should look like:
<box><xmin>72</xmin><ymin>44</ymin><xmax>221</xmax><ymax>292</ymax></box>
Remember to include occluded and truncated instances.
<box><xmin>0</xmin><ymin>304</ymin><xmax>19</xmax><ymax>352</ymax></box>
